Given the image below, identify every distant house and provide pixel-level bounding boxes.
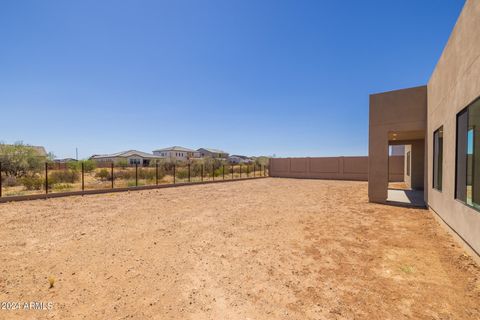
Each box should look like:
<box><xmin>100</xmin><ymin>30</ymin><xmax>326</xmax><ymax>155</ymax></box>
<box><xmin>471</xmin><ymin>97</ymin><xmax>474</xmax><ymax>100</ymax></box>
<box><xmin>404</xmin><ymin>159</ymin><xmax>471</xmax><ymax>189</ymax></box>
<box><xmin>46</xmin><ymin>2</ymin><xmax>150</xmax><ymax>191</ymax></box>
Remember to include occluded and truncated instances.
<box><xmin>90</xmin><ymin>150</ymin><xmax>161</xmax><ymax>166</ymax></box>
<box><xmin>229</xmin><ymin>155</ymin><xmax>253</xmax><ymax>164</ymax></box>
<box><xmin>54</xmin><ymin>158</ymin><xmax>77</xmax><ymax>163</ymax></box>
<box><xmin>197</xmin><ymin>148</ymin><xmax>229</xmax><ymax>159</ymax></box>
<box><xmin>152</xmin><ymin>146</ymin><xmax>201</xmax><ymax>162</ymax></box>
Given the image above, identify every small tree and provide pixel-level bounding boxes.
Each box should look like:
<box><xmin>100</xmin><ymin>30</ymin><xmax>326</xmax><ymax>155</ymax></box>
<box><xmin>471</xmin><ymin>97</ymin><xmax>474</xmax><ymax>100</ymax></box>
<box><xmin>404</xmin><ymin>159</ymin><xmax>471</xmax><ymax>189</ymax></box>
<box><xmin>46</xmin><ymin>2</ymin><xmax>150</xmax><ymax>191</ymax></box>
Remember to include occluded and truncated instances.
<box><xmin>254</xmin><ymin>156</ymin><xmax>270</xmax><ymax>167</ymax></box>
<box><xmin>0</xmin><ymin>142</ymin><xmax>45</xmax><ymax>177</ymax></box>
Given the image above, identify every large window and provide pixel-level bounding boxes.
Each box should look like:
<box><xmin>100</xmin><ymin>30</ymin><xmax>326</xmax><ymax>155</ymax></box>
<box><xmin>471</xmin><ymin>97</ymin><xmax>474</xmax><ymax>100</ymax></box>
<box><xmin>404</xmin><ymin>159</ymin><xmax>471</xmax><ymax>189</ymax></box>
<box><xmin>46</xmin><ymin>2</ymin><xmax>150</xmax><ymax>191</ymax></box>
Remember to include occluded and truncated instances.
<box><xmin>456</xmin><ymin>97</ymin><xmax>480</xmax><ymax>209</ymax></box>
<box><xmin>433</xmin><ymin>126</ymin><xmax>443</xmax><ymax>191</ymax></box>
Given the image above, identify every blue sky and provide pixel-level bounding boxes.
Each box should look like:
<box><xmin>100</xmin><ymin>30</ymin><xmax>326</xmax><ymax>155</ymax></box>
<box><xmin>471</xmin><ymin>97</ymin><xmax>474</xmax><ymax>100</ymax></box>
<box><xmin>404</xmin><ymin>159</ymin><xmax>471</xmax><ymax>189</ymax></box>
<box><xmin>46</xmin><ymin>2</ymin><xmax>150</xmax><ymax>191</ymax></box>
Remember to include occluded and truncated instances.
<box><xmin>0</xmin><ymin>0</ymin><xmax>465</xmax><ymax>159</ymax></box>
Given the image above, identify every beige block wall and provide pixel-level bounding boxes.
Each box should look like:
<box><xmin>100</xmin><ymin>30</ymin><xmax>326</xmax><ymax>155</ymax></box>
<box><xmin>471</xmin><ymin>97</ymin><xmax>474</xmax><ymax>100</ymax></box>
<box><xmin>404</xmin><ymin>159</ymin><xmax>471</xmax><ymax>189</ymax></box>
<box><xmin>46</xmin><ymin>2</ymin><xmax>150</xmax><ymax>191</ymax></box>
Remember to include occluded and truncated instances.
<box><xmin>270</xmin><ymin>156</ymin><xmax>404</xmax><ymax>181</ymax></box>
<box><xmin>427</xmin><ymin>0</ymin><xmax>480</xmax><ymax>255</ymax></box>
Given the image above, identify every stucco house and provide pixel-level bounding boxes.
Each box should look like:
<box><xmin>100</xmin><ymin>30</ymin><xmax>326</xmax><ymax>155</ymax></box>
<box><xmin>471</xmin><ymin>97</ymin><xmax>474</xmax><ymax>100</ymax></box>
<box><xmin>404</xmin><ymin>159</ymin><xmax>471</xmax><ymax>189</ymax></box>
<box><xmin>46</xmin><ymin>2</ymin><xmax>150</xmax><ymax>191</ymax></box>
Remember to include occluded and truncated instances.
<box><xmin>197</xmin><ymin>148</ymin><xmax>229</xmax><ymax>159</ymax></box>
<box><xmin>368</xmin><ymin>0</ymin><xmax>480</xmax><ymax>258</ymax></box>
<box><xmin>229</xmin><ymin>155</ymin><xmax>253</xmax><ymax>164</ymax></box>
<box><xmin>90</xmin><ymin>150</ymin><xmax>161</xmax><ymax>166</ymax></box>
<box><xmin>153</xmin><ymin>146</ymin><xmax>201</xmax><ymax>162</ymax></box>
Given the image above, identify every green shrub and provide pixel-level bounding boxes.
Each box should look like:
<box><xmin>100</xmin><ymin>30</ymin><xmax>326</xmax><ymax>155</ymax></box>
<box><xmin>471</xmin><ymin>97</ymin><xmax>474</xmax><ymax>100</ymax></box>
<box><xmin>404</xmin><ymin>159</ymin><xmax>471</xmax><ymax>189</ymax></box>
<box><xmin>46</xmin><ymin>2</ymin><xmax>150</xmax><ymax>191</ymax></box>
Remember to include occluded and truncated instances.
<box><xmin>138</xmin><ymin>168</ymin><xmax>156</xmax><ymax>180</ymax></box>
<box><xmin>254</xmin><ymin>156</ymin><xmax>270</xmax><ymax>167</ymax></box>
<box><xmin>0</xmin><ymin>142</ymin><xmax>44</xmax><ymax>177</ymax></box>
<box><xmin>115</xmin><ymin>159</ymin><xmax>128</xmax><ymax>168</ymax></box>
<box><xmin>21</xmin><ymin>176</ymin><xmax>44</xmax><ymax>190</ymax></box>
<box><xmin>190</xmin><ymin>163</ymin><xmax>204</xmax><ymax>177</ymax></box>
<box><xmin>214</xmin><ymin>167</ymin><xmax>225</xmax><ymax>177</ymax></box>
<box><xmin>68</xmin><ymin>160</ymin><xmax>96</xmax><ymax>173</ymax></box>
<box><xmin>113</xmin><ymin>167</ymin><xmax>165</xmax><ymax>181</ymax></box>
<box><xmin>95</xmin><ymin>169</ymin><xmax>111</xmax><ymax>181</ymax></box>
<box><xmin>114</xmin><ymin>169</ymin><xmax>134</xmax><ymax>180</ymax></box>
<box><xmin>49</xmin><ymin>170</ymin><xmax>79</xmax><ymax>184</ymax></box>
<box><xmin>176</xmin><ymin>168</ymin><xmax>189</xmax><ymax>180</ymax></box>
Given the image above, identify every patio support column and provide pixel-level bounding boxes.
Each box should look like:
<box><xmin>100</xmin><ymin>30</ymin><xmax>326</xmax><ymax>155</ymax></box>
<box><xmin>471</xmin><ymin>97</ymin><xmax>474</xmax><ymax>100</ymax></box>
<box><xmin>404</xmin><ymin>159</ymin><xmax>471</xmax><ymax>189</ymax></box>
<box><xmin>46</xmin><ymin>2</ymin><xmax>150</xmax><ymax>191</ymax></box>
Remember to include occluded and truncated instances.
<box><xmin>368</xmin><ymin>126</ymin><xmax>389</xmax><ymax>203</ymax></box>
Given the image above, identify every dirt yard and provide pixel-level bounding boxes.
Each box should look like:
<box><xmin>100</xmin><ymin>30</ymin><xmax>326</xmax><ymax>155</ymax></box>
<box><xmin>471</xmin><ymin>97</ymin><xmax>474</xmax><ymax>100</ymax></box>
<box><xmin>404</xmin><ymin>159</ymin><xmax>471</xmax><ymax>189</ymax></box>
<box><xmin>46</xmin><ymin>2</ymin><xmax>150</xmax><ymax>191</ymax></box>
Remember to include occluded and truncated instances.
<box><xmin>0</xmin><ymin>178</ymin><xmax>479</xmax><ymax>319</ymax></box>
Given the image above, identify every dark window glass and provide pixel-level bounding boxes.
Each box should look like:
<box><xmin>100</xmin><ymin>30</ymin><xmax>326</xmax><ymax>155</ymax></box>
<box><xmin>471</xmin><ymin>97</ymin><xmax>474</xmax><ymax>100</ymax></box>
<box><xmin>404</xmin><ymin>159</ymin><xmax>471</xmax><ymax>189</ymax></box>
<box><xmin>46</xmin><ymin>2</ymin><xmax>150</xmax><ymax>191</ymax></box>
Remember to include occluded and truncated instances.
<box><xmin>456</xmin><ymin>97</ymin><xmax>480</xmax><ymax>210</ymax></box>
<box><xmin>406</xmin><ymin>151</ymin><xmax>411</xmax><ymax>176</ymax></box>
<box><xmin>433</xmin><ymin>126</ymin><xmax>443</xmax><ymax>191</ymax></box>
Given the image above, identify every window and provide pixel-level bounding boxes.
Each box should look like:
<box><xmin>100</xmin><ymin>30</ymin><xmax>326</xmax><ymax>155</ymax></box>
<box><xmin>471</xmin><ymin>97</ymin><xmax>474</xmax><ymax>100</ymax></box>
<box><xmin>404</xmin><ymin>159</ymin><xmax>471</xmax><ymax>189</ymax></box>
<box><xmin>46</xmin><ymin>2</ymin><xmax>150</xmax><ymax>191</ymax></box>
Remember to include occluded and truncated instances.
<box><xmin>456</xmin><ymin>97</ymin><xmax>480</xmax><ymax>210</ymax></box>
<box><xmin>129</xmin><ymin>158</ymin><xmax>140</xmax><ymax>165</ymax></box>
<box><xmin>406</xmin><ymin>151</ymin><xmax>411</xmax><ymax>176</ymax></box>
<box><xmin>433</xmin><ymin>126</ymin><xmax>443</xmax><ymax>191</ymax></box>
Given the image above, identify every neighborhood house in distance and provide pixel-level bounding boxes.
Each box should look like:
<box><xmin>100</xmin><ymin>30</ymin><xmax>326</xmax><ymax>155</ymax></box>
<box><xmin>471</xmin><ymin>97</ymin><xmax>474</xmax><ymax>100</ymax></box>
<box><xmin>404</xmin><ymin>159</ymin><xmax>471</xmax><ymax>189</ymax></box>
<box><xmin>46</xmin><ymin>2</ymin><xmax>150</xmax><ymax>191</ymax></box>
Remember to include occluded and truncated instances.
<box><xmin>0</xmin><ymin>143</ymin><xmax>264</xmax><ymax>167</ymax></box>
<box><xmin>90</xmin><ymin>150</ymin><xmax>162</xmax><ymax>166</ymax></box>
<box><xmin>86</xmin><ymin>146</ymin><xmax>255</xmax><ymax>166</ymax></box>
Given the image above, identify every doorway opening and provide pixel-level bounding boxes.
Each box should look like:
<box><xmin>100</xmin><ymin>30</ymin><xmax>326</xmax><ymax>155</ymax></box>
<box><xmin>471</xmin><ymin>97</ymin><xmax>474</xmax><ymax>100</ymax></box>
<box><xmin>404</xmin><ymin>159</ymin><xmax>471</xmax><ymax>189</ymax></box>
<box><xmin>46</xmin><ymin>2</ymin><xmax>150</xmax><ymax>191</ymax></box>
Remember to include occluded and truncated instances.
<box><xmin>386</xmin><ymin>131</ymin><xmax>426</xmax><ymax>207</ymax></box>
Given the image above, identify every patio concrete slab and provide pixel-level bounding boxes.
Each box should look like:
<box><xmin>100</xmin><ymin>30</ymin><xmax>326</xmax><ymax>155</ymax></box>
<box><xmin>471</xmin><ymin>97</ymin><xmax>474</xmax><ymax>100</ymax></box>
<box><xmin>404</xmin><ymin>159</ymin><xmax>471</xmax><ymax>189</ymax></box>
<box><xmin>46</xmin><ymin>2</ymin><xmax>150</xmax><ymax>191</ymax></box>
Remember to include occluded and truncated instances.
<box><xmin>387</xmin><ymin>189</ymin><xmax>426</xmax><ymax>207</ymax></box>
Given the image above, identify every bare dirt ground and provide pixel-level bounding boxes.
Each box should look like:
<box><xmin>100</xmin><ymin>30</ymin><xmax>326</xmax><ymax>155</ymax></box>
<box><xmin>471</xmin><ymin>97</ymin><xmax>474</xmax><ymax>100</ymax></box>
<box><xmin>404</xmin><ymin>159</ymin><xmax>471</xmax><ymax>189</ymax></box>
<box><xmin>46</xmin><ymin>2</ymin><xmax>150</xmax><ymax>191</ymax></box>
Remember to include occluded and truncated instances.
<box><xmin>0</xmin><ymin>178</ymin><xmax>479</xmax><ymax>320</ymax></box>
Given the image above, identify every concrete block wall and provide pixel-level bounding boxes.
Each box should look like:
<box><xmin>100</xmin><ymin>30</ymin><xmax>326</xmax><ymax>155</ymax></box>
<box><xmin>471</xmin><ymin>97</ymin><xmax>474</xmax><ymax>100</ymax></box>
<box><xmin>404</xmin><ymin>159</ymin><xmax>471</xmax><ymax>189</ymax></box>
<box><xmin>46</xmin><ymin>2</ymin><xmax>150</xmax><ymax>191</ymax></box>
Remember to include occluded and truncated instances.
<box><xmin>270</xmin><ymin>156</ymin><xmax>404</xmax><ymax>181</ymax></box>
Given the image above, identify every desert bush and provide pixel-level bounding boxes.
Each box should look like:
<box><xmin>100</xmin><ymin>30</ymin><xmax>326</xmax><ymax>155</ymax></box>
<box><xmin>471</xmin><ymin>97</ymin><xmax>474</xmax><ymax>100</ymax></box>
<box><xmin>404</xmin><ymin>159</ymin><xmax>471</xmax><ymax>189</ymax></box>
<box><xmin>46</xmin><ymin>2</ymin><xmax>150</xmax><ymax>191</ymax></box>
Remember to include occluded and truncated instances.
<box><xmin>115</xmin><ymin>159</ymin><xmax>128</xmax><ymax>168</ymax></box>
<box><xmin>68</xmin><ymin>160</ymin><xmax>96</xmax><ymax>173</ymax></box>
<box><xmin>3</xmin><ymin>175</ymin><xmax>18</xmax><ymax>187</ymax></box>
<box><xmin>95</xmin><ymin>169</ymin><xmax>111</xmax><ymax>181</ymax></box>
<box><xmin>0</xmin><ymin>142</ymin><xmax>44</xmax><ymax>177</ymax></box>
<box><xmin>113</xmin><ymin>169</ymin><xmax>134</xmax><ymax>180</ymax></box>
<box><xmin>49</xmin><ymin>170</ymin><xmax>79</xmax><ymax>184</ymax></box>
<box><xmin>191</xmin><ymin>163</ymin><xmax>203</xmax><ymax>177</ymax></box>
<box><xmin>176</xmin><ymin>168</ymin><xmax>189</xmax><ymax>180</ymax></box>
<box><xmin>203</xmin><ymin>157</ymin><xmax>225</xmax><ymax>171</ymax></box>
<box><xmin>113</xmin><ymin>167</ymin><xmax>165</xmax><ymax>181</ymax></box>
<box><xmin>214</xmin><ymin>167</ymin><xmax>226</xmax><ymax>177</ymax></box>
<box><xmin>21</xmin><ymin>176</ymin><xmax>44</xmax><ymax>190</ymax></box>
<box><xmin>254</xmin><ymin>156</ymin><xmax>270</xmax><ymax>167</ymax></box>
<box><xmin>138</xmin><ymin>168</ymin><xmax>156</xmax><ymax>180</ymax></box>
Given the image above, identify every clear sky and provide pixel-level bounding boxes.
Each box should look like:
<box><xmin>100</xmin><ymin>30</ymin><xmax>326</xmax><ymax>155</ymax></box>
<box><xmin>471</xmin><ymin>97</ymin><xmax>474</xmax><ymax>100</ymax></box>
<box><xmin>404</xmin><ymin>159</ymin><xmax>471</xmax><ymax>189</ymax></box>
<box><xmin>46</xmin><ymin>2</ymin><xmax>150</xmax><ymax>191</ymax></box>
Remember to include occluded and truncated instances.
<box><xmin>0</xmin><ymin>0</ymin><xmax>465</xmax><ymax>159</ymax></box>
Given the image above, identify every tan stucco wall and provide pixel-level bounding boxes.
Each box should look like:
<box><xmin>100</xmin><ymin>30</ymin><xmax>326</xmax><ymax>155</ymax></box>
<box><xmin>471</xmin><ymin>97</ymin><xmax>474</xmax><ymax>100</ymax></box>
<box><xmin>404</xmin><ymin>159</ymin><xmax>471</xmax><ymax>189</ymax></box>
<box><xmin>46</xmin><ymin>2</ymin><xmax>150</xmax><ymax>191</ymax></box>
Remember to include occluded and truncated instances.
<box><xmin>270</xmin><ymin>156</ymin><xmax>404</xmax><ymax>181</ymax></box>
<box><xmin>410</xmin><ymin>140</ymin><xmax>425</xmax><ymax>190</ymax></box>
<box><xmin>403</xmin><ymin>145</ymin><xmax>412</xmax><ymax>188</ymax></box>
<box><xmin>427</xmin><ymin>0</ymin><xmax>480</xmax><ymax>255</ymax></box>
<box><xmin>368</xmin><ymin>86</ymin><xmax>427</xmax><ymax>202</ymax></box>
<box><xmin>389</xmin><ymin>155</ymin><xmax>405</xmax><ymax>182</ymax></box>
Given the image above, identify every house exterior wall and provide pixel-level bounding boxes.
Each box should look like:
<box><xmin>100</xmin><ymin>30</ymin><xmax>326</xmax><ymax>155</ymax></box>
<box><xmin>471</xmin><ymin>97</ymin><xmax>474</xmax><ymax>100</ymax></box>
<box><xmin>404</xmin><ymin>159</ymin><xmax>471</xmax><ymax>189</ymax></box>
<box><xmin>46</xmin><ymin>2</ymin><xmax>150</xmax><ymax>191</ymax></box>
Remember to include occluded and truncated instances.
<box><xmin>368</xmin><ymin>86</ymin><xmax>427</xmax><ymax>202</ymax></box>
<box><xmin>389</xmin><ymin>155</ymin><xmax>404</xmax><ymax>182</ymax></box>
<box><xmin>92</xmin><ymin>156</ymin><xmax>152</xmax><ymax>166</ymax></box>
<box><xmin>197</xmin><ymin>149</ymin><xmax>229</xmax><ymax>159</ymax></box>
<box><xmin>404</xmin><ymin>145</ymin><xmax>412</xmax><ymax>188</ymax></box>
<box><xmin>427</xmin><ymin>0</ymin><xmax>480</xmax><ymax>255</ymax></box>
<box><xmin>270</xmin><ymin>156</ymin><xmax>404</xmax><ymax>181</ymax></box>
<box><xmin>154</xmin><ymin>150</ymin><xmax>193</xmax><ymax>161</ymax></box>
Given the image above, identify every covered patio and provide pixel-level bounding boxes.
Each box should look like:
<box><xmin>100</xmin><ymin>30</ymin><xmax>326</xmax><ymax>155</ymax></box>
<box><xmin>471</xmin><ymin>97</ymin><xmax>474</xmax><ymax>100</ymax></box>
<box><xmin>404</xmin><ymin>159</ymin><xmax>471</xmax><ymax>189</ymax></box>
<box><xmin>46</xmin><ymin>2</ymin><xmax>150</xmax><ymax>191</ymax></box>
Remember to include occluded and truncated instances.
<box><xmin>368</xmin><ymin>85</ymin><xmax>428</xmax><ymax>207</ymax></box>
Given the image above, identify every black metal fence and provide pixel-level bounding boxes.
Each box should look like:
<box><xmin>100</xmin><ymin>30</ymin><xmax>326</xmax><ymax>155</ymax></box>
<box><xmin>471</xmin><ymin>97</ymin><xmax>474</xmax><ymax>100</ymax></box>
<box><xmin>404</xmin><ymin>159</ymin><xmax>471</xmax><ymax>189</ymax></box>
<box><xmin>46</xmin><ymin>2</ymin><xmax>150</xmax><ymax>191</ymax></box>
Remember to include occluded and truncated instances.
<box><xmin>0</xmin><ymin>161</ymin><xmax>269</xmax><ymax>200</ymax></box>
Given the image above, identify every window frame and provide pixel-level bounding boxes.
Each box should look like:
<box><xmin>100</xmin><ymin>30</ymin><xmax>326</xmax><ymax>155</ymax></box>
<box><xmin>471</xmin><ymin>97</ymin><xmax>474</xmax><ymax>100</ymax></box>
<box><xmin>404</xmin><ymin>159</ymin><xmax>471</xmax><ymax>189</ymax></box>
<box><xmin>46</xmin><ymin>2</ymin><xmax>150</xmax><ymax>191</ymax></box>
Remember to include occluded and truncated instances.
<box><xmin>406</xmin><ymin>151</ymin><xmax>411</xmax><ymax>176</ymax></box>
<box><xmin>455</xmin><ymin>95</ymin><xmax>480</xmax><ymax>212</ymax></box>
<box><xmin>433</xmin><ymin>126</ymin><xmax>443</xmax><ymax>191</ymax></box>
